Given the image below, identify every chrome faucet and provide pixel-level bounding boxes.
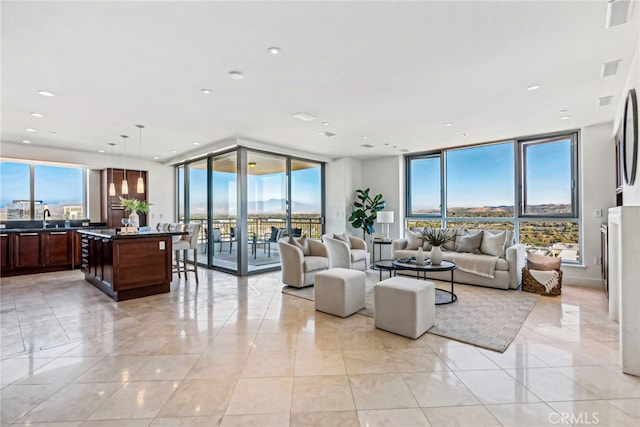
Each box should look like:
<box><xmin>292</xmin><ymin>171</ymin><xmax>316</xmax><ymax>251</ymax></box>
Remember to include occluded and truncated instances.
<box><xmin>43</xmin><ymin>208</ymin><xmax>51</xmax><ymax>228</ymax></box>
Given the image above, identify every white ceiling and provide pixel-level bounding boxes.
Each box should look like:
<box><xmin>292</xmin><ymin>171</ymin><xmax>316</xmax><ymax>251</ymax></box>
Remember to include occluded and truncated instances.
<box><xmin>1</xmin><ymin>1</ymin><xmax>638</xmax><ymax>164</ymax></box>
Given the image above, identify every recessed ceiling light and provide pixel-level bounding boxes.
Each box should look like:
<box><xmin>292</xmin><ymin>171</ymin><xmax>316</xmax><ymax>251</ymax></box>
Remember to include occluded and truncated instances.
<box><xmin>25</xmin><ymin>128</ymin><xmax>37</xmax><ymax>132</ymax></box>
<box><xmin>30</xmin><ymin>112</ymin><xmax>44</xmax><ymax>118</ymax></box>
<box><xmin>399</xmin><ymin>149</ymin><xmax>410</xmax><ymax>153</ymax></box>
<box><xmin>363</xmin><ymin>136</ymin><xmax>368</xmax><ymax>139</ymax></box>
<box><xmin>22</xmin><ymin>140</ymin><xmax>31</xmax><ymax>144</ymax></box>
<box><xmin>384</xmin><ymin>143</ymin><xmax>389</xmax><ymax>146</ymax></box>
<box><xmin>445</xmin><ymin>123</ymin><xmax>453</xmax><ymax>127</ymax></box>
<box><xmin>323</xmin><ymin>122</ymin><xmax>329</xmax><ymax>126</ymax></box>
<box><xmin>527</xmin><ymin>85</ymin><xmax>541</xmax><ymax>91</ymax></box>
<box><xmin>560</xmin><ymin>115</ymin><xmax>572</xmax><ymax>120</ymax></box>
<box><xmin>153</xmin><ymin>156</ymin><xmax>159</xmax><ymax>160</ymax></box>
<box><xmin>292</xmin><ymin>112</ymin><xmax>316</xmax><ymax>121</ymax></box>
<box><xmin>267</xmin><ymin>47</ymin><xmax>281</xmax><ymax>55</ymax></box>
<box><xmin>229</xmin><ymin>71</ymin><xmax>244</xmax><ymax>79</ymax></box>
<box><xmin>192</xmin><ymin>142</ymin><xmax>200</xmax><ymax>145</ymax></box>
<box><xmin>171</xmin><ymin>150</ymin><xmax>177</xmax><ymax>153</ymax></box>
<box><xmin>361</xmin><ymin>144</ymin><xmax>374</xmax><ymax>148</ymax></box>
<box><xmin>201</xmin><ymin>89</ymin><xmax>211</xmax><ymax>94</ymax></box>
<box><xmin>462</xmin><ymin>133</ymin><xmax>468</xmax><ymax>137</ymax></box>
<box><xmin>98</xmin><ymin>149</ymin><xmax>105</xmax><ymax>153</ymax></box>
<box><xmin>50</xmin><ymin>132</ymin><xmax>57</xmax><ymax>135</ymax></box>
<box><xmin>37</xmin><ymin>90</ymin><xmax>55</xmax><ymax>97</ymax></box>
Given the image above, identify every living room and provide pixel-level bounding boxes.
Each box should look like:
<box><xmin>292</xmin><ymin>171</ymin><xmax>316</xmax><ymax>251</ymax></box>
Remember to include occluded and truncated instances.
<box><xmin>2</xmin><ymin>1</ymin><xmax>640</xmax><ymax>425</ymax></box>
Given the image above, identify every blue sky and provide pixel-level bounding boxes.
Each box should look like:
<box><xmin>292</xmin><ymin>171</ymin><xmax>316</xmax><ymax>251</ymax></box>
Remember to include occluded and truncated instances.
<box><xmin>0</xmin><ymin>162</ymin><xmax>83</xmax><ymax>207</ymax></box>
<box><xmin>411</xmin><ymin>140</ymin><xmax>572</xmax><ymax>210</ymax></box>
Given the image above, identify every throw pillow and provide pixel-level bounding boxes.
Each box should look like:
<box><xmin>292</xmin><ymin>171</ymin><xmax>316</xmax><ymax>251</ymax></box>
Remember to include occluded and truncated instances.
<box><xmin>443</xmin><ymin>228</ymin><xmax>460</xmax><ymax>251</ymax></box>
<box><xmin>480</xmin><ymin>230</ymin><xmax>507</xmax><ymax>257</ymax></box>
<box><xmin>333</xmin><ymin>233</ymin><xmax>352</xmax><ymax>248</ymax></box>
<box><xmin>456</xmin><ymin>230</ymin><xmax>483</xmax><ymax>253</ymax></box>
<box><xmin>289</xmin><ymin>236</ymin><xmax>310</xmax><ymax>256</ymax></box>
<box><xmin>405</xmin><ymin>229</ymin><xmax>424</xmax><ymax>250</ymax></box>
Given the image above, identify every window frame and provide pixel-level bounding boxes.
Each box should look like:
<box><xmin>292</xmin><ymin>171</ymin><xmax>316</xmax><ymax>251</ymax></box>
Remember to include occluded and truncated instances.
<box><xmin>0</xmin><ymin>159</ymin><xmax>87</xmax><ymax>221</ymax></box>
<box><xmin>404</xmin><ymin>129</ymin><xmax>581</xmax><ymax>264</ymax></box>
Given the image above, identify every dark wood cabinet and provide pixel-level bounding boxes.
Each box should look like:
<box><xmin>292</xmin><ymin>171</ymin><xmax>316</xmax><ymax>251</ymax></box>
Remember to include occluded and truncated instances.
<box><xmin>44</xmin><ymin>231</ymin><xmax>72</xmax><ymax>266</ymax></box>
<box><xmin>1</xmin><ymin>233</ymin><xmax>13</xmax><ymax>271</ymax></box>
<box><xmin>101</xmin><ymin>168</ymin><xmax>148</xmax><ymax>228</ymax></box>
<box><xmin>15</xmin><ymin>232</ymin><xmax>44</xmax><ymax>268</ymax></box>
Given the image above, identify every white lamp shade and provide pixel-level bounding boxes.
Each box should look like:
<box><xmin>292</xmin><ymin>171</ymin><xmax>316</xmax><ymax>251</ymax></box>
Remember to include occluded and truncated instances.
<box><xmin>108</xmin><ymin>182</ymin><xmax>116</xmax><ymax>196</ymax></box>
<box><xmin>377</xmin><ymin>211</ymin><xmax>394</xmax><ymax>224</ymax></box>
<box><xmin>121</xmin><ymin>179</ymin><xmax>129</xmax><ymax>195</ymax></box>
<box><xmin>136</xmin><ymin>176</ymin><xmax>145</xmax><ymax>193</ymax></box>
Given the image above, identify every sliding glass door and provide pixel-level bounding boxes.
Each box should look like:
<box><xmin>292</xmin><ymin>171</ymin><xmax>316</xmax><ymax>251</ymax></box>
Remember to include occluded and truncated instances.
<box><xmin>177</xmin><ymin>147</ymin><xmax>324</xmax><ymax>275</ymax></box>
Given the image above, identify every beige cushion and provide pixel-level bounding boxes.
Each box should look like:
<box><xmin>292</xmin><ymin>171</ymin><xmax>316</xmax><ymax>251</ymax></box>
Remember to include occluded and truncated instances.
<box><xmin>480</xmin><ymin>230</ymin><xmax>507</xmax><ymax>257</ymax></box>
<box><xmin>351</xmin><ymin>249</ymin><xmax>368</xmax><ymax>262</ymax></box>
<box><xmin>443</xmin><ymin>228</ymin><xmax>461</xmax><ymax>251</ymax></box>
<box><xmin>405</xmin><ymin>229</ymin><xmax>424</xmax><ymax>250</ymax></box>
<box><xmin>333</xmin><ymin>233</ymin><xmax>352</xmax><ymax>248</ymax></box>
<box><xmin>456</xmin><ymin>230</ymin><xmax>483</xmax><ymax>253</ymax></box>
<box><xmin>303</xmin><ymin>256</ymin><xmax>329</xmax><ymax>272</ymax></box>
<box><xmin>289</xmin><ymin>236</ymin><xmax>310</xmax><ymax>256</ymax></box>
<box><xmin>527</xmin><ymin>252</ymin><xmax>561</xmax><ymax>271</ymax></box>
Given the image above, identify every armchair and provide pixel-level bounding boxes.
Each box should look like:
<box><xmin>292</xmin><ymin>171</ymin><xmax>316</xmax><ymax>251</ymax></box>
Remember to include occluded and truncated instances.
<box><xmin>278</xmin><ymin>237</ymin><xmax>329</xmax><ymax>288</ymax></box>
<box><xmin>322</xmin><ymin>233</ymin><xmax>369</xmax><ymax>271</ymax></box>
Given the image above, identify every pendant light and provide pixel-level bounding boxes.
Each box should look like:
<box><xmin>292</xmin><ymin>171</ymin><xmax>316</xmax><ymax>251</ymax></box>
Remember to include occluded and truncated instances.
<box><xmin>121</xmin><ymin>135</ymin><xmax>129</xmax><ymax>195</ymax></box>
<box><xmin>108</xmin><ymin>143</ymin><xmax>116</xmax><ymax>196</ymax></box>
<box><xmin>136</xmin><ymin>124</ymin><xmax>145</xmax><ymax>193</ymax></box>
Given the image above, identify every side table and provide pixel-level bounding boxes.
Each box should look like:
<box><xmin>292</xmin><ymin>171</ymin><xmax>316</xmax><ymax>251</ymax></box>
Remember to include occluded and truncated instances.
<box><xmin>372</xmin><ymin>240</ymin><xmax>392</xmax><ymax>263</ymax></box>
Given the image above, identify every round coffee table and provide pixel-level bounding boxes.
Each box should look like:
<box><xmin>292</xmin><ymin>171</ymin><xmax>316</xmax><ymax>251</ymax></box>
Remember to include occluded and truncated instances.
<box><xmin>391</xmin><ymin>259</ymin><xmax>457</xmax><ymax>305</ymax></box>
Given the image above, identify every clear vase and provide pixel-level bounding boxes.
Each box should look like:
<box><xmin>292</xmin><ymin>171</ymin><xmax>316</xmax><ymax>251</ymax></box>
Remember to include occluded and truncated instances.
<box><xmin>128</xmin><ymin>210</ymin><xmax>140</xmax><ymax>228</ymax></box>
<box><xmin>430</xmin><ymin>245</ymin><xmax>443</xmax><ymax>265</ymax></box>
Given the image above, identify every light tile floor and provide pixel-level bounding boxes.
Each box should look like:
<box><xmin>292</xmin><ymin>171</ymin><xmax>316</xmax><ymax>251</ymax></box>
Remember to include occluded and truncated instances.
<box><xmin>1</xmin><ymin>269</ymin><xmax>639</xmax><ymax>426</ymax></box>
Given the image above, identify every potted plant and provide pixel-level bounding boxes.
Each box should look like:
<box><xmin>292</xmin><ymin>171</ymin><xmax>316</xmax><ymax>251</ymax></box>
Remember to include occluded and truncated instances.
<box><xmin>348</xmin><ymin>188</ymin><xmax>386</xmax><ymax>239</ymax></box>
<box><xmin>421</xmin><ymin>227</ymin><xmax>454</xmax><ymax>265</ymax></box>
<box><xmin>120</xmin><ymin>197</ymin><xmax>150</xmax><ymax>228</ymax></box>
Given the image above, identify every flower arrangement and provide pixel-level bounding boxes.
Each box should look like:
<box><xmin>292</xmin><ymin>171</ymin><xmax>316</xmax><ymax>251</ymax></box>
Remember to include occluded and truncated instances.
<box><xmin>421</xmin><ymin>227</ymin><xmax>454</xmax><ymax>247</ymax></box>
<box><xmin>119</xmin><ymin>197</ymin><xmax>150</xmax><ymax>213</ymax></box>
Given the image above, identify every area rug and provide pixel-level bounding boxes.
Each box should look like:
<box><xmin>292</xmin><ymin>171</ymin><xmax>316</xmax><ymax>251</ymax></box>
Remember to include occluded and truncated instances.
<box><xmin>281</xmin><ymin>270</ymin><xmax>539</xmax><ymax>352</ymax></box>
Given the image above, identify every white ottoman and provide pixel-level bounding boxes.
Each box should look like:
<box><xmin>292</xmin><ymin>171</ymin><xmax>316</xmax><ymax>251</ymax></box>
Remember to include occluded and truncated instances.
<box><xmin>315</xmin><ymin>268</ymin><xmax>366</xmax><ymax>317</ymax></box>
<box><xmin>374</xmin><ymin>277</ymin><xmax>435</xmax><ymax>339</ymax></box>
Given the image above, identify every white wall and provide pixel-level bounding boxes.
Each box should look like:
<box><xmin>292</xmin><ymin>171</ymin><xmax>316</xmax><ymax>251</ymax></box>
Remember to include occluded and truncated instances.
<box><xmin>1</xmin><ymin>142</ymin><xmax>176</xmax><ymax>224</ymax></box>
<box><xmin>360</xmin><ymin>156</ymin><xmax>404</xmax><ymax>241</ymax></box>
<box><xmin>325</xmin><ymin>157</ymin><xmax>362</xmax><ymax>236</ymax></box>
<box><xmin>618</xmin><ymin>37</ymin><xmax>640</xmax><ymax>206</ymax></box>
<box><xmin>562</xmin><ymin>122</ymin><xmax>616</xmax><ymax>287</ymax></box>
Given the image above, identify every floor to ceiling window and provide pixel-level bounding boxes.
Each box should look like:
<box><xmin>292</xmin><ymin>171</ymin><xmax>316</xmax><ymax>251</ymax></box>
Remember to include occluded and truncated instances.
<box><xmin>176</xmin><ymin>147</ymin><xmax>324</xmax><ymax>275</ymax></box>
<box><xmin>406</xmin><ymin>131</ymin><xmax>581</xmax><ymax>263</ymax></box>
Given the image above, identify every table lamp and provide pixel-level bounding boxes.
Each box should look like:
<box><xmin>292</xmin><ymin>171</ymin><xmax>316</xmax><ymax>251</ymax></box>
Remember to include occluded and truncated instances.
<box><xmin>376</xmin><ymin>211</ymin><xmax>394</xmax><ymax>241</ymax></box>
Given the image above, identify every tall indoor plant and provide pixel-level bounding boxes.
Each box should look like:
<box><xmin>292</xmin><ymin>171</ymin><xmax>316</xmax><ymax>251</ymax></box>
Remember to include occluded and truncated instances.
<box><xmin>348</xmin><ymin>188</ymin><xmax>386</xmax><ymax>239</ymax></box>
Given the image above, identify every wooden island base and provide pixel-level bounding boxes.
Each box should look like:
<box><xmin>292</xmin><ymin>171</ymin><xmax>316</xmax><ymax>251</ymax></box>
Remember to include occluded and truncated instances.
<box><xmin>78</xmin><ymin>229</ymin><xmax>181</xmax><ymax>302</ymax></box>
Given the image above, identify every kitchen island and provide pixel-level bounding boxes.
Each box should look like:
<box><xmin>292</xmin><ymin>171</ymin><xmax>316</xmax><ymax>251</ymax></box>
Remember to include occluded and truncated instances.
<box><xmin>77</xmin><ymin>228</ymin><xmax>185</xmax><ymax>301</ymax></box>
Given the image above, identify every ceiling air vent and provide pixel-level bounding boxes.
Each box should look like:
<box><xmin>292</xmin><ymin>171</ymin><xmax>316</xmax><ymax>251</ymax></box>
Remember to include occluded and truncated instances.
<box><xmin>399</xmin><ymin>149</ymin><xmax>410</xmax><ymax>152</ymax></box>
<box><xmin>601</xmin><ymin>60</ymin><xmax>621</xmax><ymax>77</ymax></box>
<box><xmin>292</xmin><ymin>112</ymin><xmax>316</xmax><ymax>121</ymax></box>
<box><xmin>318</xmin><ymin>131</ymin><xmax>336</xmax><ymax>137</ymax></box>
<box><xmin>606</xmin><ymin>0</ymin><xmax>633</xmax><ymax>28</ymax></box>
<box><xmin>361</xmin><ymin>144</ymin><xmax>374</xmax><ymax>148</ymax></box>
<box><xmin>598</xmin><ymin>96</ymin><xmax>613</xmax><ymax>107</ymax></box>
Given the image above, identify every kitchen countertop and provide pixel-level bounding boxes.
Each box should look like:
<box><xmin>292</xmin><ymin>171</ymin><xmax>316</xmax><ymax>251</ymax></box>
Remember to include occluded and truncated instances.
<box><xmin>77</xmin><ymin>228</ymin><xmax>186</xmax><ymax>239</ymax></box>
<box><xmin>1</xmin><ymin>226</ymin><xmax>108</xmax><ymax>233</ymax></box>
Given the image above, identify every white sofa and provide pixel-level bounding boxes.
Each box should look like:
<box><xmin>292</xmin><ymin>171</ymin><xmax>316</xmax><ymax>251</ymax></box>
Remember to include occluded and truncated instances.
<box><xmin>392</xmin><ymin>228</ymin><xmax>525</xmax><ymax>290</ymax></box>
<box><xmin>322</xmin><ymin>233</ymin><xmax>370</xmax><ymax>271</ymax></box>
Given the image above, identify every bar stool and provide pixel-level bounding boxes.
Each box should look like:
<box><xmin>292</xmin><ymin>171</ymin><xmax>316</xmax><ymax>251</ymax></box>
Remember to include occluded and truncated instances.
<box><xmin>173</xmin><ymin>223</ymin><xmax>200</xmax><ymax>284</ymax></box>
